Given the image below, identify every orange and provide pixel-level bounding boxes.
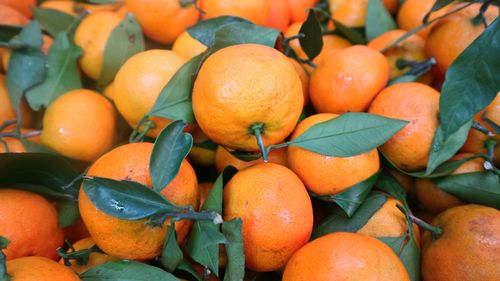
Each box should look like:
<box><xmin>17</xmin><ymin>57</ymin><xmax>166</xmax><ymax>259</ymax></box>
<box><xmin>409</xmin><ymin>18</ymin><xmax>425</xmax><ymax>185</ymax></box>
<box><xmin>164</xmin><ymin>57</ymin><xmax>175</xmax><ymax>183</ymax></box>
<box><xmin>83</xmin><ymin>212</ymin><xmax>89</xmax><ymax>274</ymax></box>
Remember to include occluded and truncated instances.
<box><xmin>215</xmin><ymin>145</ymin><xmax>288</xmax><ymax>173</ymax></box>
<box><xmin>223</xmin><ymin>163</ymin><xmax>313</xmax><ymax>272</ymax></box>
<box><xmin>200</xmin><ymin>0</ymin><xmax>269</xmax><ymax>26</ymax></box>
<box><xmin>388</xmin><ymin>168</ymin><xmax>415</xmax><ymax>195</ymax></box>
<box><xmin>0</xmin><ymin>137</ymin><xmax>25</xmax><ymax>153</ymax></box>
<box><xmin>368</xmin><ymin>29</ymin><xmax>429</xmax><ymax>79</ymax></box>
<box><xmin>0</xmin><ymin>0</ymin><xmax>36</xmax><ymax>18</ymax></box>
<box><xmin>114</xmin><ymin>50</ymin><xmax>186</xmax><ymax>137</ymax></box>
<box><xmin>125</xmin><ymin>0</ymin><xmax>199</xmax><ymax>44</ymax></box>
<box><xmin>415</xmin><ymin>154</ymin><xmax>484</xmax><ymax>214</ymax></box>
<box><xmin>425</xmin><ymin>4</ymin><xmax>499</xmax><ymax>74</ymax></box>
<box><xmin>397</xmin><ymin>0</ymin><xmax>452</xmax><ymax>40</ymax></box>
<box><xmin>266</xmin><ymin>0</ymin><xmax>291</xmax><ymax>31</ymax></box>
<box><xmin>0</xmin><ymin>189</ymin><xmax>64</xmax><ymax>260</ymax></box>
<box><xmin>282</xmin><ymin>232</ymin><xmax>410</xmax><ymax>281</ymax></box>
<box><xmin>192</xmin><ymin>44</ymin><xmax>303</xmax><ymax>151</ymax></box>
<box><xmin>309</xmin><ymin>45</ymin><xmax>389</xmax><ymax>114</ymax></box>
<box><xmin>40</xmin><ymin>89</ymin><xmax>118</xmax><ymax>162</ymax></box>
<box><xmin>287</xmin><ymin>113</ymin><xmax>380</xmax><ymax>195</ymax></box>
<box><xmin>102</xmin><ymin>82</ymin><xmax>115</xmax><ymax>101</ymax></box>
<box><xmin>421</xmin><ymin>204</ymin><xmax>500</xmax><ymax>281</ymax></box>
<box><xmin>0</xmin><ymin>75</ymin><xmax>38</xmax><ymax>129</ymax></box>
<box><xmin>289</xmin><ymin>58</ymin><xmax>310</xmax><ymax>105</ymax></box>
<box><xmin>7</xmin><ymin>256</ymin><xmax>81</xmax><ymax>280</ymax></box>
<box><xmin>40</xmin><ymin>1</ymin><xmax>124</xmax><ymax>16</ymax></box>
<box><xmin>287</xmin><ymin>0</ymin><xmax>318</xmax><ymax>23</ymax></box>
<box><xmin>59</xmin><ymin>237</ymin><xmax>117</xmax><ymax>274</ymax></box>
<box><xmin>198</xmin><ymin>182</ymin><xmax>214</xmax><ymax>208</ymax></box>
<box><xmin>79</xmin><ymin>142</ymin><xmax>199</xmax><ymax>260</ymax></box>
<box><xmin>172</xmin><ymin>31</ymin><xmax>207</xmax><ymax>60</ymax></box>
<box><xmin>63</xmin><ymin>218</ymin><xmax>90</xmax><ymax>244</ymax></box>
<box><xmin>329</xmin><ymin>0</ymin><xmax>398</xmax><ymax>27</ymax></box>
<box><xmin>188</xmin><ymin>127</ymin><xmax>216</xmax><ymax>167</ymax></box>
<box><xmin>74</xmin><ymin>11</ymin><xmax>122</xmax><ymax>80</ymax></box>
<box><xmin>0</xmin><ymin>4</ymin><xmax>29</xmax><ymax>26</ymax></box>
<box><xmin>368</xmin><ymin>82</ymin><xmax>440</xmax><ymax>171</ymax></box>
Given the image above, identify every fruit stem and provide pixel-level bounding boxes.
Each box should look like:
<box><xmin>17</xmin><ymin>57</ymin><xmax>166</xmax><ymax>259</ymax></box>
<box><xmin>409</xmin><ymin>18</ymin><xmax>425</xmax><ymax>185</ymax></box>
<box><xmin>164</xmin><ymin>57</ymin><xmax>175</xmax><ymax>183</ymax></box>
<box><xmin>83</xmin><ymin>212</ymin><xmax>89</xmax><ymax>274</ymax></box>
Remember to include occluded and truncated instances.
<box><xmin>129</xmin><ymin>116</ymin><xmax>155</xmax><ymax>143</ymax></box>
<box><xmin>0</xmin><ymin>120</ymin><xmax>16</xmax><ymax>132</ymax></box>
<box><xmin>396</xmin><ymin>204</ymin><xmax>443</xmax><ymax>239</ymax></box>
<box><xmin>57</xmin><ymin>243</ymin><xmax>102</xmax><ymax>266</ymax></box>
<box><xmin>485</xmin><ymin>139</ymin><xmax>497</xmax><ymax>163</ymax></box>
<box><xmin>250</xmin><ymin>123</ymin><xmax>269</xmax><ymax>162</ymax></box>
<box><xmin>471</xmin><ymin>121</ymin><xmax>493</xmax><ymax>136</ymax></box>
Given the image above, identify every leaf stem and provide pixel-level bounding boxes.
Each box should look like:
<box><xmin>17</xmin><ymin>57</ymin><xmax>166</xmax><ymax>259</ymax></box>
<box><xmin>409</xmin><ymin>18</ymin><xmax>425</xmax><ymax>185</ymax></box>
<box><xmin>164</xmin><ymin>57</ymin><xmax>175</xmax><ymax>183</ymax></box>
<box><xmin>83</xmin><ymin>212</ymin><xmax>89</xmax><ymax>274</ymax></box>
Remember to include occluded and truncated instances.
<box><xmin>250</xmin><ymin>123</ymin><xmax>268</xmax><ymax>162</ymax></box>
<box><xmin>129</xmin><ymin>115</ymin><xmax>155</xmax><ymax>143</ymax></box>
<box><xmin>472</xmin><ymin>121</ymin><xmax>494</xmax><ymax>136</ymax></box>
<box><xmin>396</xmin><ymin>204</ymin><xmax>443</xmax><ymax>239</ymax></box>
<box><xmin>483</xmin><ymin>161</ymin><xmax>500</xmax><ymax>176</ymax></box>
<box><xmin>57</xmin><ymin>243</ymin><xmax>102</xmax><ymax>266</ymax></box>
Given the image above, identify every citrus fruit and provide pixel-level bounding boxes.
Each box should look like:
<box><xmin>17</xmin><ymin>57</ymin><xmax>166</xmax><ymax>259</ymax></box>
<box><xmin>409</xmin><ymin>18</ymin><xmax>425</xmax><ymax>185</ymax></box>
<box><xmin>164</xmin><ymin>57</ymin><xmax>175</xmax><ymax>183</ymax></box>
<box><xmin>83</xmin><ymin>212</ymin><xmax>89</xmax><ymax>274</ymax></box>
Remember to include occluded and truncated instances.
<box><xmin>329</xmin><ymin>0</ymin><xmax>399</xmax><ymax>27</ymax></box>
<box><xmin>287</xmin><ymin>0</ymin><xmax>318</xmax><ymax>23</ymax></box>
<box><xmin>200</xmin><ymin>0</ymin><xmax>269</xmax><ymax>26</ymax></box>
<box><xmin>7</xmin><ymin>256</ymin><xmax>81</xmax><ymax>280</ymax></box>
<box><xmin>0</xmin><ymin>4</ymin><xmax>29</xmax><ymax>26</ymax></box>
<box><xmin>188</xmin><ymin>128</ymin><xmax>216</xmax><ymax>167</ymax></box>
<box><xmin>172</xmin><ymin>31</ymin><xmax>207</xmax><ymax>60</ymax></box>
<box><xmin>59</xmin><ymin>237</ymin><xmax>117</xmax><ymax>274</ymax></box>
<box><xmin>40</xmin><ymin>0</ymin><xmax>123</xmax><ymax>16</ymax></box>
<box><xmin>267</xmin><ymin>0</ymin><xmax>291</xmax><ymax>31</ymax></box>
<box><xmin>397</xmin><ymin>0</ymin><xmax>452</xmax><ymax>39</ymax></box>
<box><xmin>62</xmin><ymin>218</ymin><xmax>91</xmax><ymax>244</ymax></box>
<box><xmin>215</xmin><ymin>146</ymin><xmax>288</xmax><ymax>173</ymax></box>
<box><xmin>288</xmin><ymin>58</ymin><xmax>310</xmax><ymax>105</ymax></box>
<box><xmin>0</xmin><ymin>0</ymin><xmax>36</xmax><ymax>17</ymax></box>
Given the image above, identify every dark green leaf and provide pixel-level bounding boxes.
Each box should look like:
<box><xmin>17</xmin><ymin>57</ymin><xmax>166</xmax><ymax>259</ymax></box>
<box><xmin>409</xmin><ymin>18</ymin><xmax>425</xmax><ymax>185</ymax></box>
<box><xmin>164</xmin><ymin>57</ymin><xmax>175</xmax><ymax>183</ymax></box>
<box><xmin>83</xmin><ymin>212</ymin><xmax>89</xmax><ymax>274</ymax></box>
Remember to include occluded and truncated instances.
<box><xmin>0</xmin><ymin>237</ymin><xmax>9</xmax><ymax>281</ymax></box>
<box><xmin>176</xmin><ymin>260</ymin><xmax>202</xmax><ymax>281</ymax></box>
<box><xmin>82</xmin><ymin>176</ymin><xmax>183</xmax><ymax>220</ymax></box>
<box><xmin>284</xmin><ymin>112</ymin><xmax>408</xmax><ymax>157</ymax></box>
<box><xmin>312</xmin><ymin>170</ymin><xmax>380</xmax><ymax>216</ymax></box>
<box><xmin>19</xmin><ymin>139</ymin><xmax>57</xmax><ymax>153</ymax></box>
<box><xmin>375</xmin><ymin>169</ymin><xmax>407</xmax><ymax>201</ymax></box>
<box><xmin>331</xmin><ymin>20</ymin><xmax>366</xmax><ymax>44</ymax></box>
<box><xmin>150</xmin><ymin>120</ymin><xmax>193</xmax><ymax>192</ymax></box>
<box><xmin>161</xmin><ymin>223</ymin><xmax>183</xmax><ymax>272</ymax></box>
<box><xmin>400</xmin><ymin>238</ymin><xmax>420</xmax><ymax>281</ymax></box>
<box><xmin>187</xmin><ymin>16</ymin><xmax>250</xmax><ymax>46</ymax></box>
<box><xmin>423</xmin><ymin>0</ymin><xmax>454</xmax><ymax>22</ymax></box>
<box><xmin>57</xmin><ymin>200</ymin><xmax>80</xmax><ymax>228</ymax></box>
<box><xmin>26</xmin><ymin>31</ymin><xmax>82</xmax><ymax>110</ymax></box>
<box><xmin>0</xmin><ymin>25</ymin><xmax>22</xmax><ymax>43</ymax></box>
<box><xmin>222</xmin><ymin>219</ymin><xmax>245</xmax><ymax>281</ymax></box>
<box><xmin>229</xmin><ymin>149</ymin><xmax>262</xmax><ymax>162</ymax></box>
<box><xmin>210</xmin><ymin>21</ymin><xmax>280</xmax><ymax>52</ymax></box>
<box><xmin>299</xmin><ymin>10</ymin><xmax>323</xmax><ymax>60</ymax></box>
<box><xmin>32</xmin><ymin>8</ymin><xmax>75</xmax><ymax>37</ymax></box>
<box><xmin>378</xmin><ymin>236</ymin><xmax>405</xmax><ymax>253</ymax></box>
<box><xmin>80</xmin><ymin>260</ymin><xmax>179</xmax><ymax>281</ymax></box>
<box><xmin>433</xmin><ymin>172</ymin><xmax>500</xmax><ymax>209</ymax></box>
<box><xmin>0</xmin><ymin>237</ymin><xmax>9</xmax><ymax>249</ymax></box>
<box><xmin>312</xmin><ymin>192</ymin><xmax>387</xmax><ymax>239</ymax></box>
<box><xmin>365</xmin><ymin>0</ymin><xmax>397</xmax><ymax>41</ymax></box>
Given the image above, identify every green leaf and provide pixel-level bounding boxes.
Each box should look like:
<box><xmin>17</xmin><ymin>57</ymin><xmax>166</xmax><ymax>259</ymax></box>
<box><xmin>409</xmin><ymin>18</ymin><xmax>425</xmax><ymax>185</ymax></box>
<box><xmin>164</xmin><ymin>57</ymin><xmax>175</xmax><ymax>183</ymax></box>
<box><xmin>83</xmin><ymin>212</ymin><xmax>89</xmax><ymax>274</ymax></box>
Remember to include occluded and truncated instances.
<box><xmin>57</xmin><ymin>200</ymin><xmax>80</xmax><ymax>228</ymax></box>
<box><xmin>365</xmin><ymin>0</ymin><xmax>397</xmax><ymax>41</ymax></box>
<box><xmin>0</xmin><ymin>25</ymin><xmax>22</xmax><ymax>43</ymax></box>
<box><xmin>97</xmin><ymin>13</ymin><xmax>144</xmax><ymax>88</ymax></box>
<box><xmin>299</xmin><ymin>10</ymin><xmax>323</xmax><ymax>60</ymax></box>
<box><xmin>222</xmin><ymin>219</ymin><xmax>245</xmax><ymax>281</ymax></box>
<box><xmin>283</xmin><ymin>112</ymin><xmax>408</xmax><ymax>157</ymax></box>
<box><xmin>439</xmin><ymin>18</ymin><xmax>500</xmax><ymax>138</ymax></box>
<box><xmin>82</xmin><ymin>176</ymin><xmax>184</xmax><ymax>220</ymax></box>
<box><xmin>25</xmin><ymin>31</ymin><xmax>82</xmax><ymax>110</ymax></box>
<box><xmin>80</xmin><ymin>260</ymin><xmax>179</xmax><ymax>281</ymax></box>
<box><xmin>378</xmin><ymin>236</ymin><xmax>420</xmax><ymax>281</ymax></box>
<box><xmin>176</xmin><ymin>260</ymin><xmax>202</xmax><ymax>281</ymax></box>
<box><xmin>311</xmin><ymin>170</ymin><xmax>380</xmax><ymax>216</ymax></box>
<box><xmin>150</xmin><ymin>120</ymin><xmax>193</xmax><ymax>192</ymax></box>
<box><xmin>312</xmin><ymin>192</ymin><xmax>387</xmax><ymax>239</ymax></box>
<box><xmin>433</xmin><ymin>172</ymin><xmax>500</xmax><ymax>209</ymax></box>
<box><xmin>187</xmin><ymin>16</ymin><xmax>250</xmax><ymax>46</ymax></box>
<box><xmin>32</xmin><ymin>8</ymin><xmax>75</xmax><ymax>37</ymax></box>
<box><xmin>0</xmin><ymin>237</ymin><xmax>10</xmax><ymax>281</ymax></box>
<box><xmin>331</xmin><ymin>20</ymin><xmax>366</xmax><ymax>44</ymax></box>
<box><xmin>19</xmin><ymin>138</ymin><xmax>57</xmax><ymax>153</ymax></box>
<box><xmin>0</xmin><ymin>237</ymin><xmax>9</xmax><ymax>249</ymax></box>
<box><xmin>375</xmin><ymin>169</ymin><xmax>407</xmax><ymax>202</ymax></box>
<box><xmin>209</xmin><ymin>21</ymin><xmax>280</xmax><ymax>52</ymax></box>
<box><xmin>425</xmin><ymin>120</ymin><xmax>471</xmax><ymax>175</ymax></box>
<box><xmin>423</xmin><ymin>0</ymin><xmax>454</xmax><ymax>22</ymax></box>
<box><xmin>388</xmin><ymin>74</ymin><xmax>418</xmax><ymax>85</ymax></box>
<box><xmin>378</xmin><ymin>236</ymin><xmax>406</xmax><ymax>253</ymax></box>
<box><xmin>161</xmin><ymin>223</ymin><xmax>183</xmax><ymax>272</ymax></box>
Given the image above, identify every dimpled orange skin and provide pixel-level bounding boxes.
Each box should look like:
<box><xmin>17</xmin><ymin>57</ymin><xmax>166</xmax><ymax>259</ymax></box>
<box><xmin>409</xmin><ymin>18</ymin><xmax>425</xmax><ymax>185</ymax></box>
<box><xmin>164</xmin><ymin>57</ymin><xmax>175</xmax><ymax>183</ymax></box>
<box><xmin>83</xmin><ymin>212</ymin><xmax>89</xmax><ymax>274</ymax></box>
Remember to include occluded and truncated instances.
<box><xmin>310</xmin><ymin>45</ymin><xmax>389</xmax><ymax>114</ymax></box>
<box><xmin>7</xmin><ymin>256</ymin><xmax>81</xmax><ymax>281</ymax></box>
<box><xmin>0</xmin><ymin>4</ymin><xmax>28</xmax><ymax>26</ymax></box>
<box><xmin>330</xmin><ymin>0</ymin><xmax>367</xmax><ymax>27</ymax></box>
<box><xmin>288</xmin><ymin>58</ymin><xmax>310</xmax><ymax>106</ymax></box>
<box><xmin>0</xmin><ymin>0</ymin><xmax>36</xmax><ymax>17</ymax></box>
<box><xmin>287</xmin><ymin>0</ymin><xmax>318</xmax><ymax>23</ymax></box>
<box><xmin>200</xmin><ymin>0</ymin><xmax>269</xmax><ymax>26</ymax></box>
<box><xmin>397</xmin><ymin>0</ymin><xmax>452</xmax><ymax>40</ymax></box>
<box><xmin>425</xmin><ymin>4</ymin><xmax>499</xmax><ymax>75</ymax></box>
<box><xmin>192</xmin><ymin>44</ymin><xmax>303</xmax><ymax>151</ymax></box>
<box><xmin>125</xmin><ymin>0</ymin><xmax>199</xmax><ymax>44</ymax></box>
<box><xmin>215</xmin><ymin>146</ymin><xmax>288</xmax><ymax>173</ymax></box>
<box><xmin>0</xmin><ymin>189</ymin><xmax>64</xmax><ymax>261</ymax></box>
<box><xmin>282</xmin><ymin>232</ymin><xmax>410</xmax><ymax>281</ymax></box>
<box><xmin>74</xmin><ymin>11</ymin><xmax>122</xmax><ymax>80</ymax></box>
<box><xmin>267</xmin><ymin>0</ymin><xmax>291</xmax><ymax>31</ymax></box>
<box><xmin>58</xmin><ymin>237</ymin><xmax>117</xmax><ymax>274</ymax></box>
<box><xmin>223</xmin><ymin>163</ymin><xmax>313</xmax><ymax>272</ymax></box>
<box><xmin>40</xmin><ymin>89</ymin><xmax>117</xmax><ymax>162</ymax></box>
<box><xmin>368</xmin><ymin>29</ymin><xmax>429</xmax><ymax>79</ymax></box>
<box><xmin>287</xmin><ymin>113</ymin><xmax>380</xmax><ymax>195</ymax></box>
<box><xmin>421</xmin><ymin>205</ymin><xmax>500</xmax><ymax>281</ymax></box>
<box><xmin>79</xmin><ymin>142</ymin><xmax>199</xmax><ymax>260</ymax></box>
<box><xmin>368</xmin><ymin>82</ymin><xmax>440</xmax><ymax>171</ymax></box>
<box><xmin>113</xmin><ymin>50</ymin><xmax>186</xmax><ymax>137</ymax></box>
<box><xmin>415</xmin><ymin>154</ymin><xmax>484</xmax><ymax>214</ymax></box>
<box><xmin>172</xmin><ymin>31</ymin><xmax>207</xmax><ymax>60</ymax></box>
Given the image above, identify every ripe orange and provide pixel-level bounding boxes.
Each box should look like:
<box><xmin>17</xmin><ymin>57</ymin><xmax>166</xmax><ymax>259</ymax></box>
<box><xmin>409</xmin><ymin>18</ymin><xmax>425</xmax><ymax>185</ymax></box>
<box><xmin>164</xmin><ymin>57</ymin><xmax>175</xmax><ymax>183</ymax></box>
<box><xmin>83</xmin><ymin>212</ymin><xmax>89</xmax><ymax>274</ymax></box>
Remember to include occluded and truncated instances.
<box><xmin>0</xmin><ymin>189</ymin><xmax>64</xmax><ymax>260</ymax></box>
<box><xmin>192</xmin><ymin>44</ymin><xmax>303</xmax><ymax>151</ymax></box>
<box><xmin>397</xmin><ymin>0</ymin><xmax>452</xmax><ymax>39</ymax></box>
<box><xmin>59</xmin><ymin>237</ymin><xmax>117</xmax><ymax>274</ymax></box>
<box><xmin>40</xmin><ymin>89</ymin><xmax>118</xmax><ymax>162</ymax></box>
<box><xmin>368</xmin><ymin>82</ymin><xmax>440</xmax><ymax>171</ymax></box>
<box><xmin>0</xmin><ymin>0</ymin><xmax>36</xmax><ymax>18</ymax></box>
<box><xmin>0</xmin><ymin>137</ymin><xmax>25</xmax><ymax>153</ymax></box>
<box><xmin>0</xmin><ymin>74</ymin><xmax>16</xmax><ymax>125</ymax></box>
<box><xmin>282</xmin><ymin>232</ymin><xmax>410</xmax><ymax>280</ymax></box>
<box><xmin>7</xmin><ymin>256</ymin><xmax>81</xmax><ymax>280</ymax></box>
<box><xmin>188</xmin><ymin>128</ymin><xmax>216</xmax><ymax>167</ymax></box>
<box><xmin>288</xmin><ymin>58</ymin><xmax>310</xmax><ymax>105</ymax></box>
<box><xmin>214</xmin><ymin>145</ymin><xmax>288</xmax><ymax>173</ymax></box>
<box><xmin>113</xmin><ymin>50</ymin><xmax>186</xmax><ymax>137</ymax></box>
<box><xmin>0</xmin><ymin>4</ymin><xmax>29</xmax><ymax>26</ymax></box>
<box><xmin>329</xmin><ymin>0</ymin><xmax>399</xmax><ymax>27</ymax></box>
<box><xmin>223</xmin><ymin>163</ymin><xmax>313</xmax><ymax>272</ymax></box>
<box><xmin>40</xmin><ymin>0</ymin><xmax>124</xmax><ymax>16</ymax></box>
<box><xmin>172</xmin><ymin>31</ymin><xmax>207</xmax><ymax>60</ymax></box>
<box><xmin>267</xmin><ymin>0</ymin><xmax>291</xmax><ymax>31</ymax></box>
<box><xmin>287</xmin><ymin>113</ymin><xmax>380</xmax><ymax>195</ymax></box>
<box><xmin>421</xmin><ymin>204</ymin><xmax>500</xmax><ymax>281</ymax></box>
<box><xmin>198</xmin><ymin>182</ymin><xmax>214</xmax><ymax>208</ymax></box>
<box><xmin>74</xmin><ymin>11</ymin><xmax>122</xmax><ymax>80</ymax></box>
<box><xmin>79</xmin><ymin>142</ymin><xmax>199</xmax><ymax>260</ymax></box>
<box><xmin>200</xmin><ymin>0</ymin><xmax>269</xmax><ymax>26</ymax></box>
<box><xmin>125</xmin><ymin>0</ymin><xmax>199</xmax><ymax>44</ymax></box>
<box><xmin>63</xmin><ymin>217</ymin><xmax>91</xmax><ymax>244</ymax></box>
<box><xmin>310</xmin><ymin>45</ymin><xmax>389</xmax><ymax>114</ymax></box>
<box><xmin>287</xmin><ymin>0</ymin><xmax>318</xmax><ymax>23</ymax></box>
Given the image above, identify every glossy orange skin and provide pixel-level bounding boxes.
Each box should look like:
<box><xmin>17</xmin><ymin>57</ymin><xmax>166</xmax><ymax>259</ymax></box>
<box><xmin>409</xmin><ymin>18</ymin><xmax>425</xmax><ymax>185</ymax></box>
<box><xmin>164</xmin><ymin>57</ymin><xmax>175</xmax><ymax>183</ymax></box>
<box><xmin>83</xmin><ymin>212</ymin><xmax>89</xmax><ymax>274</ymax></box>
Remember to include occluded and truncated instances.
<box><xmin>287</xmin><ymin>113</ymin><xmax>380</xmax><ymax>195</ymax></box>
<box><xmin>0</xmin><ymin>189</ymin><xmax>64</xmax><ymax>260</ymax></box>
<box><xmin>397</xmin><ymin>0</ymin><xmax>451</xmax><ymax>39</ymax></box>
<box><xmin>0</xmin><ymin>0</ymin><xmax>36</xmax><ymax>17</ymax></box>
<box><xmin>201</xmin><ymin>0</ymin><xmax>269</xmax><ymax>26</ymax></box>
<box><xmin>79</xmin><ymin>142</ymin><xmax>199</xmax><ymax>260</ymax></box>
<box><xmin>125</xmin><ymin>0</ymin><xmax>199</xmax><ymax>44</ymax></box>
<box><xmin>215</xmin><ymin>146</ymin><xmax>288</xmax><ymax>173</ymax></box>
<box><xmin>310</xmin><ymin>45</ymin><xmax>389</xmax><ymax>114</ymax></box>
<box><xmin>266</xmin><ymin>0</ymin><xmax>291</xmax><ymax>31</ymax></box>
<box><xmin>368</xmin><ymin>82</ymin><xmax>440</xmax><ymax>171</ymax></box>
<box><xmin>41</xmin><ymin>89</ymin><xmax>118</xmax><ymax>162</ymax></box>
<box><xmin>192</xmin><ymin>44</ymin><xmax>303</xmax><ymax>151</ymax></box>
<box><xmin>172</xmin><ymin>31</ymin><xmax>207</xmax><ymax>60</ymax></box>
<box><xmin>58</xmin><ymin>237</ymin><xmax>117</xmax><ymax>274</ymax></box>
<box><xmin>223</xmin><ymin>163</ymin><xmax>313</xmax><ymax>272</ymax></box>
<box><xmin>329</xmin><ymin>0</ymin><xmax>398</xmax><ymax>27</ymax></box>
<box><xmin>415</xmin><ymin>154</ymin><xmax>484</xmax><ymax>214</ymax></box>
<box><xmin>421</xmin><ymin>205</ymin><xmax>500</xmax><ymax>281</ymax></box>
<box><xmin>288</xmin><ymin>58</ymin><xmax>310</xmax><ymax>106</ymax></box>
<box><xmin>114</xmin><ymin>50</ymin><xmax>186</xmax><ymax>137</ymax></box>
<box><xmin>0</xmin><ymin>4</ymin><xmax>29</xmax><ymax>26</ymax></box>
<box><xmin>7</xmin><ymin>256</ymin><xmax>81</xmax><ymax>281</ymax></box>
<box><xmin>287</xmin><ymin>0</ymin><xmax>318</xmax><ymax>23</ymax></box>
<box><xmin>74</xmin><ymin>11</ymin><xmax>122</xmax><ymax>80</ymax></box>
<box><xmin>283</xmin><ymin>232</ymin><xmax>410</xmax><ymax>281</ymax></box>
